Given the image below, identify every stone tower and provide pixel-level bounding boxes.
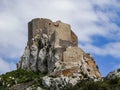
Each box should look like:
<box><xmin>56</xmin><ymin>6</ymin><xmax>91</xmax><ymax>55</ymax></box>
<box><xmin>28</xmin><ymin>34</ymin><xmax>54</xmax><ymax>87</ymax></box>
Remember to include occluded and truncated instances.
<box><xmin>28</xmin><ymin>18</ymin><xmax>78</xmax><ymax>48</ymax></box>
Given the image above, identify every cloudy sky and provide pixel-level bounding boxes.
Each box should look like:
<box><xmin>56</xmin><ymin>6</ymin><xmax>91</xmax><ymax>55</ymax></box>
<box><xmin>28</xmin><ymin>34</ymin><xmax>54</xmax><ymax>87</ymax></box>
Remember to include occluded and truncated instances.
<box><xmin>0</xmin><ymin>0</ymin><xmax>120</xmax><ymax>76</ymax></box>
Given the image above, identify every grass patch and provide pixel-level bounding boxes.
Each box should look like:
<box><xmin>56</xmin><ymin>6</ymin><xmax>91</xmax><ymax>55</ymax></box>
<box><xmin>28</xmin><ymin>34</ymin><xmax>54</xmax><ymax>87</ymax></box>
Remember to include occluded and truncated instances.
<box><xmin>0</xmin><ymin>69</ymin><xmax>46</xmax><ymax>89</ymax></box>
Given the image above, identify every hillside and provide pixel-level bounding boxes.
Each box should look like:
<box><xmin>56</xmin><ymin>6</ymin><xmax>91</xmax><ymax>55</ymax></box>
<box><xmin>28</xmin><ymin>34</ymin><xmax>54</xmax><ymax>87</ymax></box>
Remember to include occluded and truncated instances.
<box><xmin>1</xmin><ymin>69</ymin><xmax>120</xmax><ymax>90</ymax></box>
<box><xmin>0</xmin><ymin>18</ymin><xmax>110</xmax><ymax>90</ymax></box>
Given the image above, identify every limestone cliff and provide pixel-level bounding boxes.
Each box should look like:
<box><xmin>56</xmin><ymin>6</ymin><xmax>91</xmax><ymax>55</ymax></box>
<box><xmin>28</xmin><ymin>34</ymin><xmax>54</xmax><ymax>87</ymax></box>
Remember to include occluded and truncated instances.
<box><xmin>17</xmin><ymin>18</ymin><xmax>101</xmax><ymax>89</ymax></box>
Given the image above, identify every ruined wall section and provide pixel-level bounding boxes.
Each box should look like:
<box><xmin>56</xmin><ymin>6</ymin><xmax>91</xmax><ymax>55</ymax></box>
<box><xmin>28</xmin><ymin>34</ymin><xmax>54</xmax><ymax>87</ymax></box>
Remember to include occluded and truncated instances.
<box><xmin>28</xmin><ymin>18</ymin><xmax>78</xmax><ymax>48</ymax></box>
<box><xmin>28</xmin><ymin>18</ymin><xmax>53</xmax><ymax>45</ymax></box>
<box><xmin>71</xmin><ymin>30</ymin><xmax>78</xmax><ymax>47</ymax></box>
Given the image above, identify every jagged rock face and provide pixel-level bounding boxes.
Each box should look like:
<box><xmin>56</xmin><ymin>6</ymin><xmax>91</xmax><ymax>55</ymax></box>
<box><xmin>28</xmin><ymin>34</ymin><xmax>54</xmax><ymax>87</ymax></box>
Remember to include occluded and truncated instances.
<box><xmin>17</xmin><ymin>18</ymin><xmax>101</xmax><ymax>79</ymax></box>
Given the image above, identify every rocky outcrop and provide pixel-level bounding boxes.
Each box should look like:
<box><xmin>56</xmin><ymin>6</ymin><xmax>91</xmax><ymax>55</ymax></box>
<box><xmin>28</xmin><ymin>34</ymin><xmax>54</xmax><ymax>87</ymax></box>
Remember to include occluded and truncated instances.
<box><xmin>106</xmin><ymin>68</ymin><xmax>120</xmax><ymax>79</ymax></box>
<box><xmin>9</xmin><ymin>81</ymin><xmax>34</xmax><ymax>90</ymax></box>
<box><xmin>42</xmin><ymin>76</ymin><xmax>81</xmax><ymax>90</ymax></box>
<box><xmin>17</xmin><ymin>18</ymin><xmax>101</xmax><ymax>89</ymax></box>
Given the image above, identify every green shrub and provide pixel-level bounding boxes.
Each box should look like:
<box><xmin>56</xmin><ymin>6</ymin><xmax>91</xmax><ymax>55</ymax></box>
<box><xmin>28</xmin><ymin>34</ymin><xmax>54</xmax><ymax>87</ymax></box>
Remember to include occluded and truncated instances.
<box><xmin>0</xmin><ymin>69</ymin><xmax>46</xmax><ymax>89</ymax></box>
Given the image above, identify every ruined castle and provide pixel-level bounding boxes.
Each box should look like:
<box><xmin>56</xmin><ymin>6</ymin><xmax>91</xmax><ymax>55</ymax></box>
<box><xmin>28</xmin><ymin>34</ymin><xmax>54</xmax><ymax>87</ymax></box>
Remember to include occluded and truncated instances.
<box><xmin>17</xmin><ymin>18</ymin><xmax>101</xmax><ymax>79</ymax></box>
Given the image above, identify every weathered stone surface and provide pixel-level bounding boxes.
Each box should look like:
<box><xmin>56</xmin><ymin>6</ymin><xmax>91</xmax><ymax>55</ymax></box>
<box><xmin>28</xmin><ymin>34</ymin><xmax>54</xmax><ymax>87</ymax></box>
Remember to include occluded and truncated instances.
<box><xmin>28</xmin><ymin>18</ymin><xmax>78</xmax><ymax>47</ymax></box>
<box><xmin>42</xmin><ymin>76</ymin><xmax>81</xmax><ymax>90</ymax></box>
<box><xmin>106</xmin><ymin>68</ymin><xmax>120</xmax><ymax>79</ymax></box>
<box><xmin>17</xmin><ymin>18</ymin><xmax>101</xmax><ymax>89</ymax></box>
<box><xmin>17</xmin><ymin>46</ymin><xmax>30</xmax><ymax>70</ymax></box>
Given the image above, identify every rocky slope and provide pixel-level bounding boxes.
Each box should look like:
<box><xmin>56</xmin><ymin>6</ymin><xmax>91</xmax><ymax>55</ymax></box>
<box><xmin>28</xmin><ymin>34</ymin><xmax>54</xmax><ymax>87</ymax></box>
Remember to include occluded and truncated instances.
<box><xmin>16</xmin><ymin>18</ymin><xmax>101</xmax><ymax>89</ymax></box>
<box><xmin>1</xmin><ymin>68</ymin><xmax>120</xmax><ymax>90</ymax></box>
<box><xmin>1</xmin><ymin>18</ymin><xmax>120</xmax><ymax>90</ymax></box>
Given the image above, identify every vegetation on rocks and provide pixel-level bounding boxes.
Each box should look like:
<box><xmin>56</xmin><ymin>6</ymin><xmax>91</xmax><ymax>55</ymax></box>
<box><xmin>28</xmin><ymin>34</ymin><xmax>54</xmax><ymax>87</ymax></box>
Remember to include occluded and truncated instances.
<box><xmin>0</xmin><ymin>69</ymin><xmax>46</xmax><ymax>90</ymax></box>
<box><xmin>62</xmin><ymin>77</ymin><xmax>120</xmax><ymax>90</ymax></box>
<box><xmin>1</xmin><ymin>69</ymin><xmax>120</xmax><ymax>90</ymax></box>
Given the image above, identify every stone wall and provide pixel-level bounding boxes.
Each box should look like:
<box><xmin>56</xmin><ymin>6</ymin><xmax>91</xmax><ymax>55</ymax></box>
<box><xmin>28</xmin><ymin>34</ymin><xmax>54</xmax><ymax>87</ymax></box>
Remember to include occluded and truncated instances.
<box><xmin>63</xmin><ymin>47</ymin><xmax>84</xmax><ymax>67</ymax></box>
<box><xmin>28</xmin><ymin>18</ymin><xmax>78</xmax><ymax>48</ymax></box>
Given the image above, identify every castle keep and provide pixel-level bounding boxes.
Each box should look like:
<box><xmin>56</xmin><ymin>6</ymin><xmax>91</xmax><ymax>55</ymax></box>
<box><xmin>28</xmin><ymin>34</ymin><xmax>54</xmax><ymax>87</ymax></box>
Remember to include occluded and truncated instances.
<box><xmin>28</xmin><ymin>18</ymin><xmax>78</xmax><ymax>47</ymax></box>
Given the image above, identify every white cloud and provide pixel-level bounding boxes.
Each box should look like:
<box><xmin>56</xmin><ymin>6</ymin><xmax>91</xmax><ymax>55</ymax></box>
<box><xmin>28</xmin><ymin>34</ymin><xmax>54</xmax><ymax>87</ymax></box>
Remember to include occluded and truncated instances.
<box><xmin>0</xmin><ymin>58</ymin><xmax>16</xmax><ymax>74</ymax></box>
<box><xmin>52</xmin><ymin>0</ymin><xmax>75</xmax><ymax>11</ymax></box>
<box><xmin>0</xmin><ymin>0</ymin><xmax>119</xmax><ymax>55</ymax></box>
<box><xmin>80</xmin><ymin>42</ymin><xmax>120</xmax><ymax>58</ymax></box>
<box><xmin>0</xmin><ymin>12</ymin><xmax>27</xmax><ymax>58</ymax></box>
<box><xmin>91</xmin><ymin>0</ymin><xmax>120</xmax><ymax>8</ymax></box>
<box><xmin>0</xmin><ymin>0</ymin><xmax>120</xmax><ymax>74</ymax></box>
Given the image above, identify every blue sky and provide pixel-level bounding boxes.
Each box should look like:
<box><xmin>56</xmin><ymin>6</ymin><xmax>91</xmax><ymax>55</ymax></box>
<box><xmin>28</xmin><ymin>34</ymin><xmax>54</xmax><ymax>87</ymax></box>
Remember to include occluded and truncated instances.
<box><xmin>0</xmin><ymin>0</ymin><xmax>120</xmax><ymax>76</ymax></box>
